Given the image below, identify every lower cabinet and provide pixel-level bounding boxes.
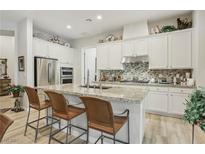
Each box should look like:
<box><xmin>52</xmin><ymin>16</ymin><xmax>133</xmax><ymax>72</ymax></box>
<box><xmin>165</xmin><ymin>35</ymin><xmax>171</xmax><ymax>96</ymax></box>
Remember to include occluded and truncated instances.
<box><xmin>147</xmin><ymin>91</ymin><xmax>168</xmax><ymax>113</ymax></box>
<box><xmin>146</xmin><ymin>87</ymin><xmax>194</xmax><ymax>116</ymax></box>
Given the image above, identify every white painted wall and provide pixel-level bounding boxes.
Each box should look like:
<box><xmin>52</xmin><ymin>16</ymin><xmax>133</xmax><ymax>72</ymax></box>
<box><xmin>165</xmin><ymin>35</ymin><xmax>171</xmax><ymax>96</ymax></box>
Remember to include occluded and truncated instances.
<box><xmin>123</xmin><ymin>20</ymin><xmax>149</xmax><ymax>39</ymax></box>
<box><xmin>70</xmin><ymin>29</ymin><xmax>123</xmax><ymax>49</ymax></box>
<box><xmin>0</xmin><ymin>36</ymin><xmax>15</xmax><ymax>84</ymax></box>
<box><xmin>193</xmin><ymin>11</ymin><xmax>205</xmax><ymax>87</ymax></box>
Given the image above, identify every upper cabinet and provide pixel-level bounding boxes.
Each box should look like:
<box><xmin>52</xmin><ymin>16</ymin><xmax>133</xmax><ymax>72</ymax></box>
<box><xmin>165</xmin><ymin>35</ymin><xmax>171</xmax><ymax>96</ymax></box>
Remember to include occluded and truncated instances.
<box><xmin>109</xmin><ymin>42</ymin><xmax>123</xmax><ymax>69</ymax></box>
<box><xmin>148</xmin><ymin>29</ymin><xmax>193</xmax><ymax>69</ymax></box>
<box><xmin>148</xmin><ymin>36</ymin><xmax>168</xmax><ymax>69</ymax></box>
<box><xmin>122</xmin><ymin>39</ymin><xmax>148</xmax><ymax>57</ymax></box>
<box><xmin>168</xmin><ymin>31</ymin><xmax>192</xmax><ymax>69</ymax></box>
<box><xmin>33</xmin><ymin>38</ymin><xmax>49</xmax><ymax>57</ymax></box>
<box><xmin>97</xmin><ymin>42</ymin><xmax>122</xmax><ymax>70</ymax></box>
<box><xmin>33</xmin><ymin>38</ymin><xmax>75</xmax><ymax>66</ymax></box>
<box><xmin>134</xmin><ymin>39</ymin><xmax>148</xmax><ymax>56</ymax></box>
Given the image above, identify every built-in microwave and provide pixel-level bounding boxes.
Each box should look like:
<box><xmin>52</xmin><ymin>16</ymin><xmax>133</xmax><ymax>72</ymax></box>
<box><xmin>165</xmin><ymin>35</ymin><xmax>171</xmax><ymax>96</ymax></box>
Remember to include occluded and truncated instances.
<box><xmin>60</xmin><ymin>67</ymin><xmax>73</xmax><ymax>84</ymax></box>
<box><xmin>61</xmin><ymin>67</ymin><xmax>73</xmax><ymax>76</ymax></box>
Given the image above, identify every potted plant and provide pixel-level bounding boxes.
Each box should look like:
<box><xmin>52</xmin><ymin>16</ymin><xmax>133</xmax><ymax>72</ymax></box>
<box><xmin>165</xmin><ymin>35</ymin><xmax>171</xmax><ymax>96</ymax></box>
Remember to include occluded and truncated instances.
<box><xmin>184</xmin><ymin>87</ymin><xmax>205</xmax><ymax>143</ymax></box>
<box><xmin>8</xmin><ymin>85</ymin><xmax>24</xmax><ymax>97</ymax></box>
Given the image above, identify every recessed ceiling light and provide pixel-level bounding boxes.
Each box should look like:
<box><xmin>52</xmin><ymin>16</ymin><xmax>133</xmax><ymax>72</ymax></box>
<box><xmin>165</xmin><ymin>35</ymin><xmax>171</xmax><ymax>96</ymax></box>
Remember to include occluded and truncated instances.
<box><xmin>97</xmin><ymin>15</ymin><xmax>102</xmax><ymax>20</ymax></box>
<box><xmin>66</xmin><ymin>25</ymin><xmax>72</xmax><ymax>29</ymax></box>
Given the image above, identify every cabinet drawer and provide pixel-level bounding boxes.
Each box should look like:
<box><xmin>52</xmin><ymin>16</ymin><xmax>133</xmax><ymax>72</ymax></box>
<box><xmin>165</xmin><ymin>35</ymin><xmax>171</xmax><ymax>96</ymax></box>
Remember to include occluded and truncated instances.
<box><xmin>169</xmin><ymin>88</ymin><xmax>194</xmax><ymax>94</ymax></box>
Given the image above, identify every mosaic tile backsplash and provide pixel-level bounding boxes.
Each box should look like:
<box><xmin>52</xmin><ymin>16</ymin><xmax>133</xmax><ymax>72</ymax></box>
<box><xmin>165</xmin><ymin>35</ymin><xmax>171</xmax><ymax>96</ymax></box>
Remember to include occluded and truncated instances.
<box><xmin>100</xmin><ymin>62</ymin><xmax>192</xmax><ymax>83</ymax></box>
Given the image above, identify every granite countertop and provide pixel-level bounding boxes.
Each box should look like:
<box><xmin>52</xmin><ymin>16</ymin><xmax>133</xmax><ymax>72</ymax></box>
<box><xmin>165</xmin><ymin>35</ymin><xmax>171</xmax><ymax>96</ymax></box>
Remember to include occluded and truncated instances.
<box><xmin>93</xmin><ymin>81</ymin><xmax>196</xmax><ymax>89</ymax></box>
<box><xmin>37</xmin><ymin>84</ymin><xmax>148</xmax><ymax>103</ymax></box>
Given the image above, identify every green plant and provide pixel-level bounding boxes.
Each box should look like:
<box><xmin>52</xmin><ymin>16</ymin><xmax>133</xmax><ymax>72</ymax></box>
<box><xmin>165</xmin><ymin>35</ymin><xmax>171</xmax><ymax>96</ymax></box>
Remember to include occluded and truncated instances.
<box><xmin>184</xmin><ymin>87</ymin><xmax>205</xmax><ymax>131</ymax></box>
<box><xmin>8</xmin><ymin>85</ymin><xmax>24</xmax><ymax>94</ymax></box>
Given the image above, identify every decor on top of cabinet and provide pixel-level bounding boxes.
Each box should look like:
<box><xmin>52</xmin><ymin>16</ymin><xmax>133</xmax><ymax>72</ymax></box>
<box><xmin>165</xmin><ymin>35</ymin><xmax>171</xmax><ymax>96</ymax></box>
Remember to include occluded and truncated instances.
<box><xmin>150</xmin><ymin>25</ymin><xmax>161</xmax><ymax>34</ymax></box>
<box><xmin>183</xmin><ymin>88</ymin><xmax>205</xmax><ymax>144</ymax></box>
<box><xmin>33</xmin><ymin>30</ymin><xmax>70</xmax><ymax>47</ymax></box>
<box><xmin>161</xmin><ymin>25</ymin><xmax>177</xmax><ymax>33</ymax></box>
<box><xmin>177</xmin><ymin>17</ymin><xmax>192</xmax><ymax>30</ymax></box>
<box><xmin>98</xmin><ymin>34</ymin><xmax>122</xmax><ymax>43</ymax></box>
<box><xmin>105</xmin><ymin>34</ymin><xmax>116</xmax><ymax>42</ymax></box>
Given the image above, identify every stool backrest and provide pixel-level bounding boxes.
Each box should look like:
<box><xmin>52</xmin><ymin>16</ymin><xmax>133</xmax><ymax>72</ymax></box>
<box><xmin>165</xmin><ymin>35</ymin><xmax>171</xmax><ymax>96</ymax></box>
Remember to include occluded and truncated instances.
<box><xmin>80</xmin><ymin>96</ymin><xmax>114</xmax><ymax>128</ymax></box>
<box><xmin>0</xmin><ymin>113</ymin><xmax>13</xmax><ymax>142</ymax></box>
<box><xmin>45</xmin><ymin>91</ymin><xmax>68</xmax><ymax>115</ymax></box>
<box><xmin>24</xmin><ymin>86</ymin><xmax>40</xmax><ymax>107</ymax></box>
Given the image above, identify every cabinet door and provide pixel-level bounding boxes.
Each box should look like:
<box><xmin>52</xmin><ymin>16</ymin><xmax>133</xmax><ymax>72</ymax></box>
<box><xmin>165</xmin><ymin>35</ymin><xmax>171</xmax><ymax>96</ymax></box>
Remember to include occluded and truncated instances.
<box><xmin>122</xmin><ymin>40</ymin><xmax>134</xmax><ymax>56</ymax></box>
<box><xmin>97</xmin><ymin>44</ymin><xmax>109</xmax><ymax>70</ymax></box>
<box><xmin>148</xmin><ymin>36</ymin><xmax>168</xmax><ymax>69</ymax></box>
<box><xmin>168</xmin><ymin>93</ymin><xmax>189</xmax><ymax>115</ymax></box>
<box><xmin>169</xmin><ymin>31</ymin><xmax>192</xmax><ymax>68</ymax></box>
<box><xmin>49</xmin><ymin>43</ymin><xmax>61</xmax><ymax>60</ymax></box>
<box><xmin>147</xmin><ymin>91</ymin><xmax>168</xmax><ymax>113</ymax></box>
<box><xmin>133</xmin><ymin>39</ymin><xmax>148</xmax><ymax>56</ymax></box>
<box><xmin>108</xmin><ymin>42</ymin><xmax>122</xmax><ymax>70</ymax></box>
<box><xmin>33</xmin><ymin>38</ymin><xmax>49</xmax><ymax>57</ymax></box>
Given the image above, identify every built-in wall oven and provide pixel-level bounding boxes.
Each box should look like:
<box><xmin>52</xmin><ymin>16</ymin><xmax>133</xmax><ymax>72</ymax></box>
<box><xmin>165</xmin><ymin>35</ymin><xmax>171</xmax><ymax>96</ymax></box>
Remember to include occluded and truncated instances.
<box><xmin>60</xmin><ymin>67</ymin><xmax>73</xmax><ymax>84</ymax></box>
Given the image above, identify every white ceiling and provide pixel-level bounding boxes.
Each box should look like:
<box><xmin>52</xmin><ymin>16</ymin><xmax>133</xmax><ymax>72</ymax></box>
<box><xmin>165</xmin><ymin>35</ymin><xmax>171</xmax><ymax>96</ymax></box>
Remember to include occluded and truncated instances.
<box><xmin>0</xmin><ymin>10</ymin><xmax>191</xmax><ymax>40</ymax></box>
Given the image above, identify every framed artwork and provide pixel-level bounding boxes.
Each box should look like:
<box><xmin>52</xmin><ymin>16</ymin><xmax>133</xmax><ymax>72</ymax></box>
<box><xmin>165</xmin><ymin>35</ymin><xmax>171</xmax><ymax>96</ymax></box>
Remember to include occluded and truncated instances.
<box><xmin>18</xmin><ymin>56</ymin><xmax>25</xmax><ymax>71</ymax></box>
<box><xmin>0</xmin><ymin>58</ymin><xmax>7</xmax><ymax>75</ymax></box>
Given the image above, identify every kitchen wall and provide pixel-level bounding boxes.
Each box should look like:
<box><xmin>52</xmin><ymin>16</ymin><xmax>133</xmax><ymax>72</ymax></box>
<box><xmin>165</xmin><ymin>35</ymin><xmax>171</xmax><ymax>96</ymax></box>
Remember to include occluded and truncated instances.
<box><xmin>0</xmin><ymin>35</ymin><xmax>15</xmax><ymax>84</ymax></box>
<box><xmin>100</xmin><ymin>62</ymin><xmax>192</xmax><ymax>83</ymax></box>
<box><xmin>70</xmin><ymin>29</ymin><xmax>123</xmax><ymax>48</ymax></box>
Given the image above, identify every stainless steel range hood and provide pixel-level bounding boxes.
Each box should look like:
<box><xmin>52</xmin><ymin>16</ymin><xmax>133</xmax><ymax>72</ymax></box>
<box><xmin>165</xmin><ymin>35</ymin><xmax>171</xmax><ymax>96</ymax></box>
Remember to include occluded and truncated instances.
<box><xmin>121</xmin><ymin>55</ymin><xmax>148</xmax><ymax>64</ymax></box>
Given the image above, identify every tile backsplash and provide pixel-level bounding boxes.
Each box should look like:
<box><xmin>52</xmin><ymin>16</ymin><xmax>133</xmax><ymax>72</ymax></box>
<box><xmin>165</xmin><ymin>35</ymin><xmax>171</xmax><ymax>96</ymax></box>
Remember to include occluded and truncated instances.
<box><xmin>100</xmin><ymin>62</ymin><xmax>192</xmax><ymax>83</ymax></box>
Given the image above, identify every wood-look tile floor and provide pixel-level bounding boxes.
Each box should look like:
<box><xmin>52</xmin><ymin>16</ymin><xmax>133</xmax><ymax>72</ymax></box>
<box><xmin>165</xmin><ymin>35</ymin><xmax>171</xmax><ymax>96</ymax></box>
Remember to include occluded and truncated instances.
<box><xmin>1</xmin><ymin>95</ymin><xmax>205</xmax><ymax>144</ymax></box>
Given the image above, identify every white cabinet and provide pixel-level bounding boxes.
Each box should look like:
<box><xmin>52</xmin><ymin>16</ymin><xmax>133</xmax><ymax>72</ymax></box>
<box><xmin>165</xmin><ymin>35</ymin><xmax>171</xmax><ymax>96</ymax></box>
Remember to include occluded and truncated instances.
<box><xmin>97</xmin><ymin>44</ymin><xmax>109</xmax><ymax>70</ymax></box>
<box><xmin>168</xmin><ymin>93</ymin><xmax>188</xmax><ymax>115</ymax></box>
<box><xmin>146</xmin><ymin>87</ymin><xmax>194</xmax><ymax>116</ymax></box>
<box><xmin>122</xmin><ymin>40</ymin><xmax>135</xmax><ymax>56</ymax></box>
<box><xmin>33</xmin><ymin>38</ymin><xmax>49</xmax><ymax>57</ymax></box>
<box><xmin>169</xmin><ymin>31</ymin><xmax>192</xmax><ymax>68</ymax></box>
<box><xmin>48</xmin><ymin>42</ymin><xmax>61</xmax><ymax>60</ymax></box>
<box><xmin>108</xmin><ymin>42</ymin><xmax>122</xmax><ymax>69</ymax></box>
<box><xmin>122</xmin><ymin>39</ymin><xmax>148</xmax><ymax>57</ymax></box>
<box><xmin>148</xmin><ymin>36</ymin><xmax>168</xmax><ymax>69</ymax></box>
<box><xmin>97</xmin><ymin>42</ymin><xmax>122</xmax><ymax>70</ymax></box>
<box><xmin>148</xmin><ymin>30</ymin><xmax>193</xmax><ymax>69</ymax></box>
<box><xmin>133</xmin><ymin>39</ymin><xmax>148</xmax><ymax>56</ymax></box>
<box><xmin>147</xmin><ymin>89</ymin><xmax>169</xmax><ymax>113</ymax></box>
<box><xmin>48</xmin><ymin>42</ymin><xmax>74</xmax><ymax>65</ymax></box>
<box><xmin>168</xmin><ymin>88</ymin><xmax>193</xmax><ymax>115</ymax></box>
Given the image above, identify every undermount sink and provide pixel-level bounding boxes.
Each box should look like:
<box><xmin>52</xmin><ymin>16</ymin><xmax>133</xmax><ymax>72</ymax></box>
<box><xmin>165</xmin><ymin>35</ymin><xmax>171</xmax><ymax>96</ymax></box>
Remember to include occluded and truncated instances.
<box><xmin>80</xmin><ymin>85</ymin><xmax>111</xmax><ymax>90</ymax></box>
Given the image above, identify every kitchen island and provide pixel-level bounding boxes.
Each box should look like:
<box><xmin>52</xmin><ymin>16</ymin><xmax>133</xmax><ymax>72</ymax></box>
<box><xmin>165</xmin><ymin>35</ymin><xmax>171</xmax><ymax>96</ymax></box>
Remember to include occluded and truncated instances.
<box><xmin>37</xmin><ymin>84</ymin><xmax>148</xmax><ymax>144</ymax></box>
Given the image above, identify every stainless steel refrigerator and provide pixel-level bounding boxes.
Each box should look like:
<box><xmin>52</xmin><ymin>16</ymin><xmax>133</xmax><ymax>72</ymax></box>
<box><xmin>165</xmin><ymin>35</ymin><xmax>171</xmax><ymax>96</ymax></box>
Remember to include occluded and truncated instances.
<box><xmin>34</xmin><ymin>57</ymin><xmax>57</xmax><ymax>86</ymax></box>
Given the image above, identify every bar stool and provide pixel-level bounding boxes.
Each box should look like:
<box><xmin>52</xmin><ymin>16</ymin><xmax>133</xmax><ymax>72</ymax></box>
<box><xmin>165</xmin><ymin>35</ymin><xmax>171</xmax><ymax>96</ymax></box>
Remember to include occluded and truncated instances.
<box><xmin>0</xmin><ymin>113</ymin><xmax>14</xmax><ymax>143</ymax></box>
<box><xmin>45</xmin><ymin>91</ymin><xmax>87</xmax><ymax>144</ymax></box>
<box><xmin>24</xmin><ymin>86</ymin><xmax>60</xmax><ymax>143</ymax></box>
<box><xmin>80</xmin><ymin>96</ymin><xmax>130</xmax><ymax>144</ymax></box>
